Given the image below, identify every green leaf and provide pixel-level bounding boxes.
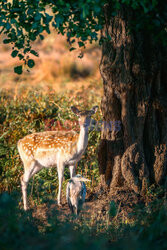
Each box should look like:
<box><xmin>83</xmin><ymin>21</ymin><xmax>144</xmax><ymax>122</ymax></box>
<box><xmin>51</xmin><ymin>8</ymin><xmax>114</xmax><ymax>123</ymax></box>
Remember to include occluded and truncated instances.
<box><xmin>24</xmin><ymin>48</ymin><xmax>30</xmax><ymax>53</ymax></box>
<box><xmin>5</xmin><ymin>22</ymin><xmax>11</xmax><ymax>30</ymax></box>
<box><xmin>34</xmin><ymin>13</ymin><xmax>42</xmax><ymax>21</ymax></box>
<box><xmin>18</xmin><ymin>53</ymin><xmax>24</xmax><ymax>60</ymax></box>
<box><xmin>39</xmin><ymin>34</ymin><xmax>44</xmax><ymax>40</ymax></box>
<box><xmin>54</xmin><ymin>15</ymin><xmax>64</xmax><ymax>28</ymax></box>
<box><xmin>15</xmin><ymin>40</ymin><xmax>24</xmax><ymax>49</ymax></box>
<box><xmin>27</xmin><ymin>59</ymin><xmax>35</xmax><ymax>68</ymax></box>
<box><xmin>3</xmin><ymin>39</ymin><xmax>11</xmax><ymax>44</ymax></box>
<box><xmin>71</xmin><ymin>39</ymin><xmax>75</xmax><ymax>44</ymax></box>
<box><xmin>11</xmin><ymin>50</ymin><xmax>18</xmax><ymax>58</ymax></box>
<box><xmin>30</xmin><ymin>33</ymin><xmax>37</xmax><ymax>41</ymax></box>
<box><xmin>11</xmin><ymin>18</ymin><xmax>17</xmax><ymax>24</ymax></box>
<box><xmin>0</xmin><ymin>131</ymin><xmax>9</xmax><ymax>140</ymax></box>
<box><xmin>69</xmin><ymin>47</ymin><xmax>76</xmax><ymax>51</ymax></box>
<box><xmin>109</xmin><ymin>200</ymin><xmax>117</xmax><ymax>217</ymax></box>
<box><xmin>94</xmin><ymin>6</ymin><xmax>101</xmax><ymax>14</ymax></box>
<box><xmin>45</xmin><ymin>26</ymin><xmax>50</xmax><ymax>34</ymax></box>
<box><xmin>14</xmin><ymin>65</ymin><xmax>22</xmax><ymax>74</ymax></box>
<box><xmin>32</xmin><ymin>22</ymin><xmax>38</xmax><ymax>29</ymax></box>
<box><xmin>44</xmin><ymin>13</ymin><xmax>53</xmax><ymax>23</ymax></box>
<box><xmin>78</xmin><ymin>52</ymin><xmax>83</xmax><ymax>58</ymax></box>
<box><xmin>30</xmin><ymin>50</ymin><xmax>39</xmax><ymax>57</ymax></box>
<box><xmin>140</xmin><ymin>2</ymin><xmax>149</xmax><ymax>13</ymax></box>
<box><xmin>78</xmin><ymin>41</ymin><xmax>85</xmax><ymax>47</ymax></box>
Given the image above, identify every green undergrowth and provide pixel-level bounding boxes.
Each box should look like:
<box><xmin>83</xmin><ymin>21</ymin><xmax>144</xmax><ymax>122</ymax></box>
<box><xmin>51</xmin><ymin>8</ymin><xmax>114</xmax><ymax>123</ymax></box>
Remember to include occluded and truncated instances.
<box><xmin>0</xmin><ymin>88</ymin><xmax>101</xmax><ymax>201</ymax></box>
<box><xmin>0</xmin><ymin>191</ymin><xmax>167</xmax><ymax>250</ymax></box>
<box><xmin>1</xmin><ymin>88</ymin><xmax>167</xmax><ymax>249</ymax></box>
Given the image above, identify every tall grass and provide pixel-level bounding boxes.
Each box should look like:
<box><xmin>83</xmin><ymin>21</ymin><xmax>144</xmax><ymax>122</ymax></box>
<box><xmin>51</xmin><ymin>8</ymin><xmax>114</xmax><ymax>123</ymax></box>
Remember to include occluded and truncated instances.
<box><xmin>0</xmin><ymin>87</ymin><xmax>101</xmax><ymax>203</ymax></box>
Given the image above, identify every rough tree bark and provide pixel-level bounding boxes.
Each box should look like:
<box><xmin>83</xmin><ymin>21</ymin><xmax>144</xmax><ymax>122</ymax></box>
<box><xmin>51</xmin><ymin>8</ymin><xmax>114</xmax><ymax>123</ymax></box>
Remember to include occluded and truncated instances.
<box><xmin>98</xmin><ymin>2</ymin><xmax>167</xmax><ymax>194</ymax></box>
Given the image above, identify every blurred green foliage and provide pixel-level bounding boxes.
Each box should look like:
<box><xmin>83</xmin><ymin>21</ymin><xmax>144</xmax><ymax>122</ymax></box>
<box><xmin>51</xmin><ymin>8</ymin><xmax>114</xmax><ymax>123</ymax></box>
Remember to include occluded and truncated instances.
<box><xmin>0</xmin><ymin>0</ymin><xmax>166</xmax><ymax>73</ymax></box>
<box><xmin>0</xmin><ymin>190</ymin><xmax>167</xmax><ymax>249</ymax></box>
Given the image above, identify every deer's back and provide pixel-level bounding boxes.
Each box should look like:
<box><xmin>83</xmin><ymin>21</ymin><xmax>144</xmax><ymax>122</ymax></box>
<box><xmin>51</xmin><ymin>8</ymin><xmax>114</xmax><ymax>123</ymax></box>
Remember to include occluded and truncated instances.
<box><xmin>18</xmin><ymin>131</ymin><xmax>79</xmax><ymax>166</ymax></box>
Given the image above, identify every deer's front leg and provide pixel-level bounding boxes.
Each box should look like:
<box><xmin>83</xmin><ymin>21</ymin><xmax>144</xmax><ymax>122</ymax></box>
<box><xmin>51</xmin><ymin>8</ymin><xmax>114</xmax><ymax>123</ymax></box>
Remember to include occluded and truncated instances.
<box><xmin>57</xmin><ymin>163</ymin><xmax>65</xmax><ymax>206</ymax></box>
<box><xmin>69</xmin><ymin>164</ymin><xmax>76</xmax><ymax>178</ymax></box>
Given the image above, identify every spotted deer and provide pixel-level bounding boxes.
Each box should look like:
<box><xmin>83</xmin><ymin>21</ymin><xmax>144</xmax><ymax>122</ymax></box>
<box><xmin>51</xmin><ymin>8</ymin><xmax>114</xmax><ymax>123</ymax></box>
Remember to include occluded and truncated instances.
<box><xmin>18</xmin><ymin>105</ymin><xmax>98</xmax><ymax>210</ymax></box>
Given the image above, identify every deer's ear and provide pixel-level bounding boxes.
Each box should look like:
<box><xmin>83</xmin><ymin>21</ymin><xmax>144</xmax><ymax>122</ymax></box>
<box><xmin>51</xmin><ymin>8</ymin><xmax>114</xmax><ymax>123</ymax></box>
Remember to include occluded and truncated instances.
<box><xmin>71</xmin><ymin>106</ymin><xmax>80</xmax><ymax>115</ymax></box>
<box><xmin>90</xmin><ymin>105</ymin><xmax>98</xmax><ymax>114</ymax></box>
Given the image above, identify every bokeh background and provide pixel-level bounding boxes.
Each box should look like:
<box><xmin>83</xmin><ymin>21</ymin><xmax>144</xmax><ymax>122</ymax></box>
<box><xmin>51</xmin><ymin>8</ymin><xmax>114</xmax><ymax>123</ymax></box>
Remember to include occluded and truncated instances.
<box><xmin>0</xmin><ymin>30</ymin><xmax>102</xmax><ymax>95</ymax></box>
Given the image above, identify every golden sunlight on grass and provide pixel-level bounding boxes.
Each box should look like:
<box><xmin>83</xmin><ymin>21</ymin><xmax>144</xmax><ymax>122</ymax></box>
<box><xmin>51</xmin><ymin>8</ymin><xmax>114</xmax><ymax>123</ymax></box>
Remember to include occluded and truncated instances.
<box><xmin>0</xmin><ymin>31</ymin><xmax>102</xmax><ymax>96</ymax></box>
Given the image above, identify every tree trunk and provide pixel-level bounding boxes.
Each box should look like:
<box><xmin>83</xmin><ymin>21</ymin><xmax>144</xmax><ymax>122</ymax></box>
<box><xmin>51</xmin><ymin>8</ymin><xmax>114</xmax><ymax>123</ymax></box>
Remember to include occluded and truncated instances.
<box><xmin>98</xmin><ymin>3</ymin><xmax>167</xmax><ymax>194</ymax></box>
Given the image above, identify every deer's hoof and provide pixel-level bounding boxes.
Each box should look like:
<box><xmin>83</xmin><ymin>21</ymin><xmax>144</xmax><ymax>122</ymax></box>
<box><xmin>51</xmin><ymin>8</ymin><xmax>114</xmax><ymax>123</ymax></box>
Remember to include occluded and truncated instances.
<box><xmin>58</xmin><ymin>202</ymin><xmax>62</xmax><ymax>207</ymax></box>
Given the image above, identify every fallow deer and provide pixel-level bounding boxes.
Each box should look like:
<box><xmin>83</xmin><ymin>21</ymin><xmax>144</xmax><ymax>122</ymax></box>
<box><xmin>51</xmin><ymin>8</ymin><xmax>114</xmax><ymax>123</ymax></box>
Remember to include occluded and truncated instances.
<box><xmin>18</xmin><ymin>105</ymin><xmax>98</xmax><ymax>210</ymax></box>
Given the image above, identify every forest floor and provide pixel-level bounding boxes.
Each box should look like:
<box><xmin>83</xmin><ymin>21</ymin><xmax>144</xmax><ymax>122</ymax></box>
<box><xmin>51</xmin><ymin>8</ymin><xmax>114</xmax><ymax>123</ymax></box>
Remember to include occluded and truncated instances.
<box><xmin>32</xmin><ymin>185</ymin><xmax>145</xmax><ymax>229</ymax></box>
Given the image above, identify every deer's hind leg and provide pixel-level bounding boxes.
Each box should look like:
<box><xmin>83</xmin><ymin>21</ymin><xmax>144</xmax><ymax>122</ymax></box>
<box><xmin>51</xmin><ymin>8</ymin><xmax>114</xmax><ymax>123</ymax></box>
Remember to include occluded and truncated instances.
<box><xmin>21</xmin><ymin>160</ymin><xmax>41</xmax><ymax>211</ymax></box>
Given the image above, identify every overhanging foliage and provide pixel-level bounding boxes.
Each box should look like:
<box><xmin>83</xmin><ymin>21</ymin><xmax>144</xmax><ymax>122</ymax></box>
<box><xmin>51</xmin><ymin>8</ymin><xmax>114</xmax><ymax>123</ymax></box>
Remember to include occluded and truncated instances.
<box><xmin>0</xmin><ymin>0</ymin><xmax>166</xmax><ymax>74</ymax></box>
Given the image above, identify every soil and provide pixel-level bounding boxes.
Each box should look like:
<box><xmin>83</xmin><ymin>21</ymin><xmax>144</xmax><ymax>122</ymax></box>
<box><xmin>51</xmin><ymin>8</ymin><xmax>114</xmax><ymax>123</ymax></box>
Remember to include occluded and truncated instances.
<box><xmin>32</xmin><ymin>185</ymin><xmax>145</xmax><ymax>226</ymax></box>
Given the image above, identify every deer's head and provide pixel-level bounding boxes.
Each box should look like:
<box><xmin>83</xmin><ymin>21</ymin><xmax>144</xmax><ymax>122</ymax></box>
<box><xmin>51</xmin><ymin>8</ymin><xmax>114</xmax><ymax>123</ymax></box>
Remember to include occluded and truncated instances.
<box><xmin>71</xmin><ymin>106</ymin><xmax>98</xmax><ymax>128</ymax></box>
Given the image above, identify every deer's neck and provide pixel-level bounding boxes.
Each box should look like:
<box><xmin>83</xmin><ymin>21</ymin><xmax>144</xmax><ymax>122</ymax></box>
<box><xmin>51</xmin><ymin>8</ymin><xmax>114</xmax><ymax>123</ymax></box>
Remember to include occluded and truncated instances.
<box><xmin>77</xmin><ymin>125</ymin><xmax>89</xmax><ymax>154</ymax></box>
